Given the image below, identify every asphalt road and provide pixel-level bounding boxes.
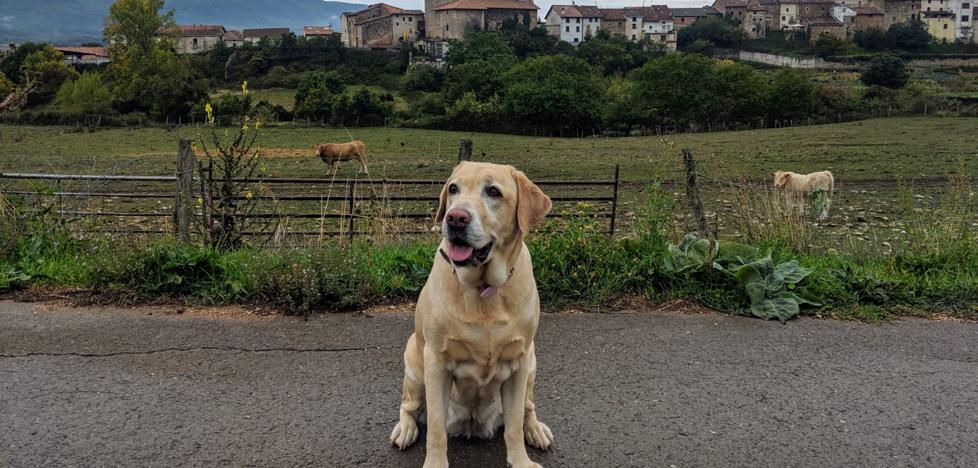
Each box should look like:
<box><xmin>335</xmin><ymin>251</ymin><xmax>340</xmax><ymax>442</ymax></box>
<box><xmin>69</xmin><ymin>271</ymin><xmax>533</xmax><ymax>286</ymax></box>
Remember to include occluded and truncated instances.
<box><xmin>1</xmin><ymin>301</ymin><xmax>977</xmax><ymax>467</ymax></box>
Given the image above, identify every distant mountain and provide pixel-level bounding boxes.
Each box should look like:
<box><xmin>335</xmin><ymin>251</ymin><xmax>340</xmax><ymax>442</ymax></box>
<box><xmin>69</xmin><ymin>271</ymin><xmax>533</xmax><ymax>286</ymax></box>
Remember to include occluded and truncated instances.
<box><xmin>0</xmin><ymin>0</ymin><xmax>367</xmax><ymax>45</ymax></box>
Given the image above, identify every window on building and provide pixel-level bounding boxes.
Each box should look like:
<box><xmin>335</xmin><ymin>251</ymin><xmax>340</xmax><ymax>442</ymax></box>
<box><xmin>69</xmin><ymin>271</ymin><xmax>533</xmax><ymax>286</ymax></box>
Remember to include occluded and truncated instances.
<box><xmin>944</xmin><ymin>23</ymin><xmax>948</xmax><ymax>28</ymax></box>
<box><xmin>566</xmin><ymin>26</ymin><xmax>570</xmax><ymax>32</ymax></box>
<box><xmin>631</xmin><ymin>34</ymin><xmax>636</xmax><ymax>40</ymax></box>
<box><xmin>964</xmin><ymin>15</ymin><xmax>971</xmax><ymax>21</ymax></box>
<box><xmin>409</xmin><ymin>17</ymin><xmax>413</xmax><ymax>22</ymax></box>
<box><xmin>576</xmin><ymin>18</ymin><xmax>580</xmax><ymax>23</ymax></box>
<box><xmin>192</xmin><ymin>38</ymin><xmax>198</xmax><ymax>50</ymax></box>
<box><xmin>964</xmin><ymin>3</ymin><xmax>971</xmax><ymax>8</ymax></box>
<box><xmin>566</xmin><ymin>18</ymin><xmax>570</xmax><ymax>23</ymax></box>
<box><xmin>574</xmin><ymin>37</ymin><xmax>579</xmax><ymax>42</ymax></box>
<box><xmin>632</xmin><ymin>23</ymin><xmax>636</xmax><ymax>29</ymax></box>
<box><xmin>661</xmin><ymin>34</ymin><xmax>666</xmax><ymax>40</ymax></box>
<box><xmin>576</xmin><ymin>26</ymin><xmax>580</xmax><ymax>31</ymax></box>
<box><xmin>446</xmin><ymin>24</ymin><xmax>449</xmax><ymax>31</ymax></box>
<box><xmin>632</xmin><ymin>17</ymin><xmax>637</xmax><ymax>21</ymax></box>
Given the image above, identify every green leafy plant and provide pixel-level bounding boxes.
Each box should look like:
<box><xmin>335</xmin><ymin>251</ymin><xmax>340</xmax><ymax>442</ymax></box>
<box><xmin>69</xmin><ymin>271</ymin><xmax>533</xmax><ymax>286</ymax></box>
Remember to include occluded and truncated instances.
<box><xmin>727</xmin><ymin>253</ymin><xmax>820</xmax><ymax>321</ymax></box>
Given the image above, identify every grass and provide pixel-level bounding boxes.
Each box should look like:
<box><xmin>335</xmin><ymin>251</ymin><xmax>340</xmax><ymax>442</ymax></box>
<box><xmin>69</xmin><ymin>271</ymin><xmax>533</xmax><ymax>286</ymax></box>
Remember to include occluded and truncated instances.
<box><xmin>1</xmin><ymin>117</ymin><xmax>976</xmax><ymax>184</ymax></box>
<box><xmin>2</xmin><ymin>179</ymin><xmax>976</xmax><ymax>320</ymax></box>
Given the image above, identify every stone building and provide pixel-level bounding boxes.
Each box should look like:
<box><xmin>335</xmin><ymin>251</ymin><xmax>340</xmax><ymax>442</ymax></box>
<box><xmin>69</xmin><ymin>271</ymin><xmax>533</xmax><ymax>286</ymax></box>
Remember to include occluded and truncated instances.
<box><xmin>341</xmin><ymin>3</ymin><xmax>425</xmax><ymax>49</ymax></box>
<box><xmin>157</xmin><ymin>25</ymin><xmax>226</xmax><ymax>54</ymax></box>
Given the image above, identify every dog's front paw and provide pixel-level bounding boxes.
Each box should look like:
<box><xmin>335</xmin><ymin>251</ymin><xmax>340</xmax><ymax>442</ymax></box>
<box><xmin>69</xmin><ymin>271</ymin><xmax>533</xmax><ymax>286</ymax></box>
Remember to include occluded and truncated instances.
<box><xmin>389</xmin><ymin>416</ymin><xmax>419</xmax><ymax>450</ymax></box>
<box><xmin>524</xmin><ymin>418</ymin><xmax>554</xmax><ymax>450</ymax></box>
<box><xmin>422</xmin><ymin>456</ymin><xmax>449</xmax><ymax>468</ymax></box>
<box><xmin>508</xmin><ymin>459</ymin><xmax>542</xmax><ymax>468</ymax></box>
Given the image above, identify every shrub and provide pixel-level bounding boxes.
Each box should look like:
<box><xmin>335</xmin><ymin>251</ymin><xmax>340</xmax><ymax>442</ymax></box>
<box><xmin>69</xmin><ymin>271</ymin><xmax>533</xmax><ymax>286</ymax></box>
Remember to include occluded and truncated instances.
<box><xmin>402</xmin><ymin>65</ymin><xmax>444</xmax><ymax>92</ymax></box>
<box><xmin>53</xmin><ymin>72</ymin><xmax>113</xmax><ymax>115</ymax></box>
<box><xmin>0</xmin><ymin>72</ymin><xmax>12</xmax><ymax>101</ymax></box>
<box><xmin>813</xmin><ymin>32</ymin><xmax>850</xmax><ymax>58</ymax></box>
<box><xmin>330</xmin><ymin>87</ymin><xmax>394</xmax><ymax>127</ymax></box>
<box><xmin>861</xmin><ymin>54</ymin><xmax>910</xmax><ymax>89</ymax></box>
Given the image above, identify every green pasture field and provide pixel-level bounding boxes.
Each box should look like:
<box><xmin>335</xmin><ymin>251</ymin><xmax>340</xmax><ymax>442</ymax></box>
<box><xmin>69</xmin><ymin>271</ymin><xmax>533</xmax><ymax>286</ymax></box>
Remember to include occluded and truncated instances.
<box><xmin>1</xmin><ymin>117</ymin><xmax>974</xmax><ymax>182</ymax></box>
<box><xmin>0</xmin><ymin>117</ymin><xmax>974</xmax><ymax>245</ymax></box>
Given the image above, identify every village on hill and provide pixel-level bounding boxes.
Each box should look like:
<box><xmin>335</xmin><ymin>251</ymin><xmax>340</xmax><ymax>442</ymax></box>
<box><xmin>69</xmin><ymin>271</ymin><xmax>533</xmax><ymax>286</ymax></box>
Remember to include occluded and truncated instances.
<box><xmin>150</xmin><ymin>0</ymin><xmax>974</xmax><ymax>58</ymax></box>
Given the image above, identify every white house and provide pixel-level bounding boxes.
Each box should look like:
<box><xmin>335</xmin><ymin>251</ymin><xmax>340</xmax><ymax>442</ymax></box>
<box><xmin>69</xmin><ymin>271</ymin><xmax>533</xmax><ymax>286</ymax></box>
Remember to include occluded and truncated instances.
<box><xmin>545</xmin><ymin>4</ymin><xmax>603</xmax><ymax>45</ymax></box>
<box><xmin>953</xmin><ymin>0</ymin><xmax>975</xmax><ymax>42</ymax></box>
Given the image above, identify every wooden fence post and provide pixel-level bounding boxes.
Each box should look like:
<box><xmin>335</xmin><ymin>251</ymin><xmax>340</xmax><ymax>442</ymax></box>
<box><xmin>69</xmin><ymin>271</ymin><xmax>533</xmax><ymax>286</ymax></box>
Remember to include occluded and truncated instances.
<box><xmin>458</xmin><ymin>139</ymin><xmax>473</xmax><ymax>162</ymax></box>
<box><xmin>346</xmin><ymin>179</ymin><xmax>355</xmax><ymax>241</ymax></box>
<box><xmin>175</xmin><ymin>140</ymin><xmax>195</xmax><ymax>241</ymax></box>
<box><xmin>682</xmin><ymin>149</ymin><xmax>711</xmax><ymax>240</ymax></box>
<box><xmin>609</xmin><ymin>164</ymin><xmax>620</xmax><ymax>236</ymax></box>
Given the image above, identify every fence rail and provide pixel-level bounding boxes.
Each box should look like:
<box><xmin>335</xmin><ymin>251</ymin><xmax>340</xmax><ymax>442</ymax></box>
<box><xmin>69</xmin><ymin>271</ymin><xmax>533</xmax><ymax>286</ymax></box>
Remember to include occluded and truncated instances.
<box><xmin>0</xmin><ymin>142</ymin><xmax>622</xmax><ymax>242</ymax></box>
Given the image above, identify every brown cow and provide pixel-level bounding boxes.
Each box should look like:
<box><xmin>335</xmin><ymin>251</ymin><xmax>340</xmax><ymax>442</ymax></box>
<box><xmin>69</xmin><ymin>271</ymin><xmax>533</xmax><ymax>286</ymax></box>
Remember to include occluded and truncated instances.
<box><xmin>313</xmin><ymin>140</ymin><xmax>368</xmax><ymax>174</ymax></box>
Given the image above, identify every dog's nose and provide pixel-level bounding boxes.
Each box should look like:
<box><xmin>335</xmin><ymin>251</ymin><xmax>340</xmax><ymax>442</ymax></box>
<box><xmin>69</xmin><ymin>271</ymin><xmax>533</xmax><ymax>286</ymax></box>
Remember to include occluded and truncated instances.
<box><xmin>445</xmin><ymin>208</ymin><xmax>471</xmax><ymax>230</ymax></box>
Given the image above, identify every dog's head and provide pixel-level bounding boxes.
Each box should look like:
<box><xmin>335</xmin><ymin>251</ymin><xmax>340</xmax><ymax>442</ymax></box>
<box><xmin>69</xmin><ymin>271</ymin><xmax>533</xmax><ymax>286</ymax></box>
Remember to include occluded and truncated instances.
<box><xmin>434</xmin><ymin>162</ymin><xmax>551</xmax><ymax>268</ymax></box>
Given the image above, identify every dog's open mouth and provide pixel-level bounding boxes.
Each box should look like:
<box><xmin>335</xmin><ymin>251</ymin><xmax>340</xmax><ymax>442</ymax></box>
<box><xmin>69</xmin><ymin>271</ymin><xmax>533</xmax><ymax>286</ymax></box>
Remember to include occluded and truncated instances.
<box><xmin>446</xmin><ymin>239</ymin><xmax>493</xmax><ymax>266</ymax></box>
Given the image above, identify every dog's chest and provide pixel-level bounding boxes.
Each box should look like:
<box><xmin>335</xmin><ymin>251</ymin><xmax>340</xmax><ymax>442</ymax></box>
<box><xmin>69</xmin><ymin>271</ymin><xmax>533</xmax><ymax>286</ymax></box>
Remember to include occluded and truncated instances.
<box><xmin>442</xmin><ymin>325</ymin><xmax>525</xmax><ymax>385</ymax></box>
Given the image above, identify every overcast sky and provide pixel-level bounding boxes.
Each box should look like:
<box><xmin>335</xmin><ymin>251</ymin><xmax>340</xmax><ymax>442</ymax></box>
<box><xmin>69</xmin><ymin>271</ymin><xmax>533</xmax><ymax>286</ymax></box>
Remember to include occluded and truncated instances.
<box><xmin>379</xmin><ymin>0</ymin><xmax>714</xmax><ymax>15</ymax></box>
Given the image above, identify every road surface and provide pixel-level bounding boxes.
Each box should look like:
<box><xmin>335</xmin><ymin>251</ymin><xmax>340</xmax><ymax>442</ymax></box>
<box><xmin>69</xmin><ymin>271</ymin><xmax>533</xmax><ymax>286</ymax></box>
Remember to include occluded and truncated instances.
<box><xmin>1</xmin><ymin>301</ymin><xmax>977</xmax><ymax>467</ymax></box>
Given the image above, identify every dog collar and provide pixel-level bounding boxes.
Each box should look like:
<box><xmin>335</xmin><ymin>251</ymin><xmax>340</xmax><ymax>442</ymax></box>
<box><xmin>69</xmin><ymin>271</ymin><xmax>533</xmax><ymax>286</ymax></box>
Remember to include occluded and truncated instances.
<box><xmin>439</xmin><ymin>248</ymin><xmax>515</xmax><ymax>298</ymax></box>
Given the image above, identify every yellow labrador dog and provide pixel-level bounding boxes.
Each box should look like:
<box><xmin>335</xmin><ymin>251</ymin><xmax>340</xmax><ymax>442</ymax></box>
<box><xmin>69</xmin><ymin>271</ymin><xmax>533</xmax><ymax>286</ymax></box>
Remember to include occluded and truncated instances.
<box><xmin>390</xmin><ymin>162</ymin><xmax>554</xmax><ymax>468</ymax></box>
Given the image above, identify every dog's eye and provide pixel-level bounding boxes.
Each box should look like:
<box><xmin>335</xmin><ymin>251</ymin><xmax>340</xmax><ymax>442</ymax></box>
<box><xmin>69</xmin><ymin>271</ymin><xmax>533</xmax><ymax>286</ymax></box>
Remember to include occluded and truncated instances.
<box><xmin>485</xmin><ymin>186</ymin><xmax>502</xmax><ymax>199</ymax></box>
<box><xmin>448</xmin><ymin>184</ymin><xmax>459</xmax><ymax>195</ymax></box>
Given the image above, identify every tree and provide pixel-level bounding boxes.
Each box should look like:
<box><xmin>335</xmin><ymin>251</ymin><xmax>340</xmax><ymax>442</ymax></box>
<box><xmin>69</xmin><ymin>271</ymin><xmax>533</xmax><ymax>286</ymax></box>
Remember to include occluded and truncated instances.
<box><xmin>402</xmin><ymin>65</ymin><xmax>444</xmax><ymax>92</ymax></box>
<box><xmin>104</xmin><ymin>0</ymin><xmax>174</xmax><ymax>55</ymax></box>
<box><xmin>629</xmin><ymin>54</ymin><xmax>715</xmax><ymax>125</ymax></box>
<box><xmin>501</xmin><ymin>55</ymin><xmax>603</xmax><ymax>134</ymax></box>
<box><xmin>0</xmin><ymin>43</ymin><xmax>49</xmax><ymax>84</ymax></box>
<box><xmin>813</xmin><ymin>32</ymin><xmax>849</xmax><ymax>58</ymax></box>
<box><xmin>330</xmin><ymin>87</ymin><xmax>394</xmax><ymax>127</ymax></box>
<box><xmin>576</xmin><ymin>35</ymin><xmax>634</xmax><ymax>75</ymax></box>
<box><xmin>685</xmin><ymin>39</ymin><xmax>716</xmax><ymax>57</ymax></box>
<box><xmin>704</xmin><ymin>60</ymin><xmax>770</xmax><ymax>124</ymax></box>
<box><xmin>853</xmin><ymin>28</ymin><xmax>888</xmax><ymax>51</ymax></box>
<box><xmin>444</xmin><ymin>32</ymin><xmax>517</xmax><ymax>101</ymax></box>
<box><xmin>630</xmin><ymin>55</ymin><xmax>770</xmax><ymax>125</ymax></box>
<box><xmin>103</xmin><ymin>0</ymin><xmax>206</xmax><ymax>119</ymax></box>
<box><xmin>886</xmin><ymin>19</ymin><xmax>930</xmax><ymax>50</ymax></box>
<box><xmin>53</xmin><ymin>72</ymin><xmax>113</xmax><ymax>114</ymax></box>
<box><xmin>768</xmin><ymin>69</ymin><xmax>815</xmax><ymax>120</ymax></box>
<box><xmin>19</xmin><ymin>46</ymin><xmax>80</xmax><ymax>106</ymax></box>
<box><xmin>0</xmin><ymin>73</ymin><xmax>12</xmax><ymax>101</ymax></box>
<box><xmin>860</xmin><ymin>54</ymin><xmax>909</xmax><ymax>89</ymax></box>
<box><xmin>678</xmin><ymin>16</ymin><xmax>748</xmax><ymax>49</ymax></box>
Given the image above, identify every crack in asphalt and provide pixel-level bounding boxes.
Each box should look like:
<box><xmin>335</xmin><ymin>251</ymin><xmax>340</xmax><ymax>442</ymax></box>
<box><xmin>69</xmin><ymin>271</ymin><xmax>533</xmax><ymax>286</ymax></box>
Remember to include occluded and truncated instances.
<box><xmin>0</xmin><ymin>345</ymin><xmax>398</xmax><ymax>359</ymax></box>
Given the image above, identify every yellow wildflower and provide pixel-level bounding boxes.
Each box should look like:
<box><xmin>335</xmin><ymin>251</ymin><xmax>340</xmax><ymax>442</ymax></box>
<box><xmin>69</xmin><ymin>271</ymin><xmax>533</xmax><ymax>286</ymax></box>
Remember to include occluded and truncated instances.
<box><xmin>204</xmin><ymin>103</ymin><xmax>214</xmax><ymax>125</ymax></box>
<box><xmin>245</xmin><ymin>191</ymin><xmax>253</xmax><ymax>200</ymax></box>
<box><xmin>241</xmin><ymin>81</ymin><xmax>249</xmax><ymax>96</ymax></box>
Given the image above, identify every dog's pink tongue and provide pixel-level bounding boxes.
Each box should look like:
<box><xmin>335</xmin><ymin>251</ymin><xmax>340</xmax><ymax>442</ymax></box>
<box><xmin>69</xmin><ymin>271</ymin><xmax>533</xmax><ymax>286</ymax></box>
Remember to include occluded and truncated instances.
<box><xmin>448</xmin><ymin>244</ymin><xmax>473</xmax><ymax>262</ymax></box>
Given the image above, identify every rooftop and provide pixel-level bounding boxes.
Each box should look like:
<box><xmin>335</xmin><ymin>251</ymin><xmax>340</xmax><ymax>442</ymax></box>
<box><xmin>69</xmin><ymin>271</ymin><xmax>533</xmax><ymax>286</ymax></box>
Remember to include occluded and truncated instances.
<box><xmin>243</xmin><ymin>28</ymin><xmax>291</xmax><ymax>38</ymax></box>
<box><xmin>157</xmin><ymin>24</ymin><xmax>226</xmax><ymax>37</ymax></box>
<box><xmin>434</xmin><ymin>0</ymin><xmax>538</xmax><ymax>11</ymax></box>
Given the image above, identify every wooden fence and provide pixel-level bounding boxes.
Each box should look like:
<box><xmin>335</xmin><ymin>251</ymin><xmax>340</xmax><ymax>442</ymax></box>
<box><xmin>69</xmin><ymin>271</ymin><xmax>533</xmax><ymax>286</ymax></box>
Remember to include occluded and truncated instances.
<box><xmin>1</xmin><ymin>142</ymin><xmax>622</xmax><ymax>242</ymax></box>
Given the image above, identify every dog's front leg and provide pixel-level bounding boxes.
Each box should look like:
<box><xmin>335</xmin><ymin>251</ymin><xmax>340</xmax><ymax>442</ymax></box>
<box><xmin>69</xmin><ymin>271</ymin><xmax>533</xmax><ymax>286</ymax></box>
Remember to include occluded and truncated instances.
<box><xmin>423</xmin><ymin>345</ymin><xmax>452</xmax><ymax>468</ymax></box>
<box><xmin>502</xmin><ymin>356</ymin><xmax>541</xmax><ymax>468</ymax></box>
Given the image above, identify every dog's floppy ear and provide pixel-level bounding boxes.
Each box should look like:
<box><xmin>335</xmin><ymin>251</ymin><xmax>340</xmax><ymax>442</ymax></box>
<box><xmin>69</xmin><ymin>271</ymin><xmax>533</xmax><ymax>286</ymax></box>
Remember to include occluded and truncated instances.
<box><xmin>435</xmin><ymin>178</ymin><xmax>450</xmax><ymax>223</ymax></box>
<box><xmin>512</xmin><ymin>168</ymin><xmax>552</xmax><ymax>236</ymax></box>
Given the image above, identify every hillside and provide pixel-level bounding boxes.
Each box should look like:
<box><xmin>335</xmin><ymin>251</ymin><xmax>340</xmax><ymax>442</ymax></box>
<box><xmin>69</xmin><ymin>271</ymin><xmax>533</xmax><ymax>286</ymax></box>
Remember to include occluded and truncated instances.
<box><xmin>0</xmin><ymin>0</ymin><xmax>366</xmax><ymax>44</ymax></box>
